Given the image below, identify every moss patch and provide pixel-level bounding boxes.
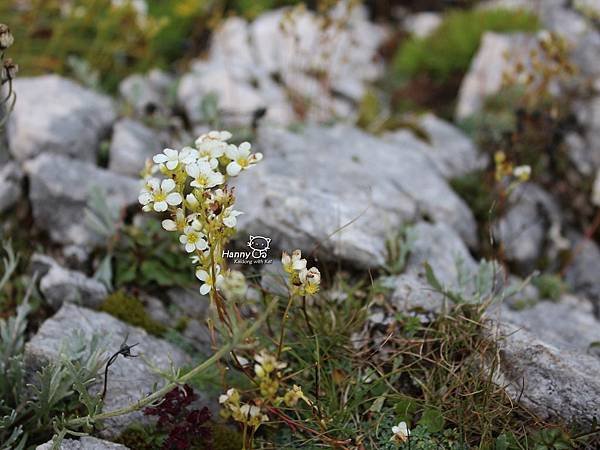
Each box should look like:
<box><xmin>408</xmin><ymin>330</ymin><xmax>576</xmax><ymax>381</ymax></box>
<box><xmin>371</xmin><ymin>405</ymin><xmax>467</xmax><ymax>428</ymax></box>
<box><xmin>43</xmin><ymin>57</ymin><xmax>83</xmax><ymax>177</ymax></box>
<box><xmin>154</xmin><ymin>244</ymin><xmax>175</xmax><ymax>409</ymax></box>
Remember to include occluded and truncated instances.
<box><xmin>393</xmin><ymin>8</ymin><xmax>540</xmax><ymax>82</ymax></box>
<box><xmin>100</xmin><ymin>291</ymin><xmax>166</xmax><ymax>336</ymax></box>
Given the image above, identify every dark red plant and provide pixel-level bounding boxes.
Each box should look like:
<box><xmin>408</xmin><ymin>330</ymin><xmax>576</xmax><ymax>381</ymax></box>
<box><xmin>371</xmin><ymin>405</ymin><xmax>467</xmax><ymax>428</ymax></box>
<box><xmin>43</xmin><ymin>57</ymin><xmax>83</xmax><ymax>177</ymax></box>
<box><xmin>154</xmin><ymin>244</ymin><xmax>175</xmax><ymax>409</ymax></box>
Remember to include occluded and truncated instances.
<box><xmin>144</xmin><ymin>384</ymin><xmax>212</xmax><ymax>450</ymax></box>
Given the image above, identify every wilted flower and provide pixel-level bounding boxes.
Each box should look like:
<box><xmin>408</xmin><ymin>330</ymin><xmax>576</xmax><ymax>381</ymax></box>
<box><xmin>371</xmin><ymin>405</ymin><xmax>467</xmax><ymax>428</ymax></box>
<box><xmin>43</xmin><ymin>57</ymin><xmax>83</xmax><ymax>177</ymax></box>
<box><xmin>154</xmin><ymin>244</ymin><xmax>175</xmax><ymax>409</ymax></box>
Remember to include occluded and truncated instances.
<box><xmin>2</xmin><ymin>58</ymin><xmax>17</xmax><ymax>80</ymax></box>
<box><xmin>138</xmin><ymin>178</ymin><xmax>182</xmax><ymax>212</ymax></box>
<box><xmin>219</xmin><ymin>270</ymin><xmax>248</xmax><ymax>301</ymax></box>
<box><xmin>282</xmin><ymin>385</ymin><xmax>311</xmax><ymax>407</ymax></box>
<box><xmin>226</xmin><ymin>142</ymin><xmax>263</xmax><ymax>176</ymax></box>
<box><xmin>0</xmin><ymin>24</ymin><xmax>14</xmax><ymax>50</ymax></box>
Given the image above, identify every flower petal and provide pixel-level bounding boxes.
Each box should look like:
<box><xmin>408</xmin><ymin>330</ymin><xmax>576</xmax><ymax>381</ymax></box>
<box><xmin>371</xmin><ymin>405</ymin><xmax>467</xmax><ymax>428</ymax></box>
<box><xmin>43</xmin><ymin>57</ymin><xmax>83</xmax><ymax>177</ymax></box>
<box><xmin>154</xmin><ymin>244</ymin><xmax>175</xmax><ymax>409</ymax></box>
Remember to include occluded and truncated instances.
<box><xmin>225</xmin><ymin>144</ymin><xmax>238</xmax><ymax>160</ymax></box>
<box><xmin>161</xmin><ymin>178</ymin><xmax>176</xmax><ymax>193</ymax></box>
<box><xmin>153</xmin><ymin>154</ymin><xmax>168</xmax><ymax>164</ymax></box>
<box><xmin>162</xmin><ymin>219</ymin><xmax>177</xmax><ymax>231</ymax></box>
<box><xmin>164</xmin><ymin>148</ymin><xmax>178</xmax><ymax>158</ymax></box>
<box><xmin>154</xmin><ymin>201</ymin><xmax>168</xmax><ymax>212</ymax></box>
<box><xmin>138</xmin><ymin>192</ymin><xmax>153</xmax><ymax>205</ymax></box>
<box><xmin>166</xmin><ymin>192</ymin><xmax>182</xmax><ymax>206</ymax></box>
<box><xmin>199</xmin><ymin>284</ymin><xmax>211</xmax><ymax>295</ymax></box>
<box><xmin>227</xmin><ymin>161</ymin><xmax>242</xmax><ymax>176</ymax></box>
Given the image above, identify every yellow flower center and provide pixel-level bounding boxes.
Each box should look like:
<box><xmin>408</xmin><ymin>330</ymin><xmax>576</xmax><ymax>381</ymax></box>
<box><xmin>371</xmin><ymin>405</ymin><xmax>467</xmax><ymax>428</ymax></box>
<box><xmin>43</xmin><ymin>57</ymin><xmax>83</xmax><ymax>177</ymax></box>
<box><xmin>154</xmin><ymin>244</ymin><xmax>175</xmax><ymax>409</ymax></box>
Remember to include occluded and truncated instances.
<box><xmin>197</xmin><ymin>175</ymin><xmax>209</xmax><ymax>186</ymax></box>
<box><xmin>237</xmin><ymin>157</ymin><xmax>249</xmax><ymax>168</ymax></box>
<box><xmin>154</xmin><ymin>192</ymin><xmax>166</xmax><ymax>202</ymax></box>
<box><xmin>305</xmin><ymin>284</ymin><xmax>319</xmax><ymax>295</ymax></box>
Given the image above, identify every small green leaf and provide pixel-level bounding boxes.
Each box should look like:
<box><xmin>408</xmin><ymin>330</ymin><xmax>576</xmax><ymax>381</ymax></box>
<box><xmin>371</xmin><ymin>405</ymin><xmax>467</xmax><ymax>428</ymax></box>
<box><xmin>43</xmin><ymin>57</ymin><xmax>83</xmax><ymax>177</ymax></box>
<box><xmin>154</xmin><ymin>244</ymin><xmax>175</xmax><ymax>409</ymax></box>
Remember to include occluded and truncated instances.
<box><xmin>424</xmin><ymin>262</ymin><xmax>443</xmax><ymax>292</ymax></box>
<box><xmin>419</xmin><ymin>407</ymin><xmax>444</xmax><ymax>433</ymax></box>
<box><xmin>369</xmin><ymin>396</ymin><xmax>386</xmax><ymax>413</ymax></box>
<box><xmin>394</xmin><ymin>397</ymin><xmax>417</xmax><ymax>423</ymax></box>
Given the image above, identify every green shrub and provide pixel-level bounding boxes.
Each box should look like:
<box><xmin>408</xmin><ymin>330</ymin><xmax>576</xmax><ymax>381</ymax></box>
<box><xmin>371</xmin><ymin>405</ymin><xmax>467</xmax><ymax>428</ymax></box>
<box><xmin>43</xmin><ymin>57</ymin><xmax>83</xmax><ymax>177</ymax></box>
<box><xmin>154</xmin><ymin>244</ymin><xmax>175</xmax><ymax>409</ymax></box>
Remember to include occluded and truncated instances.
<box><xmin>533</xmin><ymin>274</ymin><xmax>566</xmax><ymax>301</ymax></box>
<box><xmin>1</xmin><ymin>0</ymin><xmax>163</xmax><ymax>92</ymax></box>
<box><xmin>113</xmin><ymin>220</ymin><xmax>194</xmax><ymax>289</ymax></box>
<box><xmin>100</xmin><ymin>291</ymin><xmax>167</xmax><ymax>336</ymax></box>
<box><xmin>393</xmin><ymin>8</ymin><xmax>539</xmax><ymax>82</ymax></box>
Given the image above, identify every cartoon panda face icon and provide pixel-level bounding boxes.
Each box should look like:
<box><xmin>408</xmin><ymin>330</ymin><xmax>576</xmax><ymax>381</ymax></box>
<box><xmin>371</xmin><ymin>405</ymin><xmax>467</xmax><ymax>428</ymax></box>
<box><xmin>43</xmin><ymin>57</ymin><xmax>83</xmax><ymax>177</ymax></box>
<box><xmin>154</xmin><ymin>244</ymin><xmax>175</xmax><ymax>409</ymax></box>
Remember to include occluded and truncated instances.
<box><xmin>247</xmin><ymin>235</ymin><xmax>271</xmax><ymax>258</ymax></box>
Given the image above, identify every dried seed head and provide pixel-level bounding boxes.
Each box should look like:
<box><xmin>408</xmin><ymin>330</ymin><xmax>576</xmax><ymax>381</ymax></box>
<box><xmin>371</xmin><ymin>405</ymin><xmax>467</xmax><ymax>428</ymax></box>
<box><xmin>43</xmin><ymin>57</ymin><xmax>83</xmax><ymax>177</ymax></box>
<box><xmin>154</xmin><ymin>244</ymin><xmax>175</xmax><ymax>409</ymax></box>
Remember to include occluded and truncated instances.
<box><xmin>2</xmin><ymin>58</ymin><xmax>18</xmax><ymax>80</ymax></box>
<box><xmin>0</xmin><ymin>24</ymin><xmax>14</xmax><ymax>50</ymax></box>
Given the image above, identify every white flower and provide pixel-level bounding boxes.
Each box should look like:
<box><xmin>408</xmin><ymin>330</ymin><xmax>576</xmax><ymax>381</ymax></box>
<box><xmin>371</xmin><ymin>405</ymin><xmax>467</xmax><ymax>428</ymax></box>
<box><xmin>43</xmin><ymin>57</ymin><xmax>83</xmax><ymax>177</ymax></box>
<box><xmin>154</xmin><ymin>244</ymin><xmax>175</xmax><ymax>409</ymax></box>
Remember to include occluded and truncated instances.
<box><xmin>179</xmin><ymin>220</ymin><xmax>208</xmax><ymax>253</ymax></box>
<box><xmin>195</xmin><ymin>131</ymin><xmax>230</xmax><ymax>167</ymax></box>
<box><xmin>225</xmin><ymin>142</ymin><xmax>263</xmax><ymax>176</ymax></box>
<box><xmin>299</xmin><ymin>267</ymin><xmax>321</xmax><ymax>295</ymax></box>
<box><xmin>180</xmin><ymin>146</ymin><xmax>199</xmax><ymax>164</ymax></box>
<box><xmin>196</xmin><ymin>264</ymin><xmax>224</xmax><ymax>295</ymax></box>
<box><xmin>513</xmin><ymin>165</ymin><xmax>531</xmax><ymax>181</ymax></box>
<box><xmin>186</xmin><ymin>160</ymin><xmax>224</xmax><ymax>189</ymax></box>
<box><xmin>138</xmin><ymin>178</ymin><xmax>182</xmax><ymax>212</ymax></box>
<box><xmin>299</xmin><ymin>267</ymin><xmax>321</xmax><ymax>285</ymax></box>
<box><xmin>219</xmin><ymin>388</ymin><xmax>239</xmax><ymax>405</ymax></box>
<box><xmin>254</xmin><ymin>350</ymin><xmax>287</xmax><ymax>378</ymax></box>
<box><xmin>153</xmin><ymin>148</ymin><xmax>195</xmax><ymax>171</ymax></box>
<box><xmin>162</xmin><ymin>208</ymin><xmax>186</xmax><ymax>231</ymax></box>
<box><xmin>222</xmin><ymin>207</ymin><xmax>243</xmax><ymax>228</ymax></box>
<box><xmin>281</xmin><ymin>250</ymin><xmax>307</xmax><ymax>273</ymax></box>
<box><xmin>390</xmin><ymin>421</ymin><xmax>410</xmax><ymax>444</ymax></box>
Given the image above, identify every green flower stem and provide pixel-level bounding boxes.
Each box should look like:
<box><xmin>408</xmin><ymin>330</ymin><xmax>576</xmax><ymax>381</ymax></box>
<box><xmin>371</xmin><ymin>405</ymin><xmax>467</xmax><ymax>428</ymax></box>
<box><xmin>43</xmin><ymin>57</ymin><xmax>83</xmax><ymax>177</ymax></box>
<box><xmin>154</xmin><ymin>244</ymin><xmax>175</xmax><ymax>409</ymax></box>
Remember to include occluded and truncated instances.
<box><xmin>276</xmin><ymin>294</ymin><xmax>294</xmax><ymax>360</ymax></box>
<box><xmin>64</xmin><ymin>300</ymin><xmax>277</xmax><ymax>430</ymax></box>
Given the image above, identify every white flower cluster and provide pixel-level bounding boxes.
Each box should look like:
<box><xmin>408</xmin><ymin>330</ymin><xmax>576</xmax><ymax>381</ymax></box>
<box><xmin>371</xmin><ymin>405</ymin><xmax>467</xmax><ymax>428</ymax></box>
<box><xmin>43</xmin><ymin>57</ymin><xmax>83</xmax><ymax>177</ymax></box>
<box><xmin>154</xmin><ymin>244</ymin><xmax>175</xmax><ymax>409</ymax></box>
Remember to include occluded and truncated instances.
<box><xmin>219</xmin><ymin>388</ymin><xmax>269</xmax><ymax>428</ymax></box>
<box><xmin>138</xmin><ymin>130</ymin><xmax>263</xmax><ymax>296</ymax></box>
<box><xmin>282</xmin><ymin>249</ymin><xmax>321</xmax><ymax>296</ymax></box>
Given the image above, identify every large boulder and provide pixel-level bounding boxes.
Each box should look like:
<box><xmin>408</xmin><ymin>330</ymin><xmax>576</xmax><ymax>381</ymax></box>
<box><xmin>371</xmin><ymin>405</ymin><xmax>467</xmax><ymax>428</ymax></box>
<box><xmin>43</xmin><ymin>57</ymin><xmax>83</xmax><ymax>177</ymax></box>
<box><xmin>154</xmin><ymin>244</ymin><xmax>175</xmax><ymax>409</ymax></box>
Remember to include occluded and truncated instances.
<box><xmin>564</xmin><ymin>235</ymin><xmax>600</xmax><ymax>313</ymax></box>
<box><xmin>575</xmin><ymin>96</ymin><xmax>600</xmax><ymax>173</ymax></box>
<box><xmin>495</xmin><ymin>183</ymin><xmax>562</xmax><ymax>273</ymax></box>
<box><xmin>36</xmin><ymin>437</ymin><xmax>128</xmax><ymax>450</ymax></box>
<box><xmin>456</xmin><ymin>32</ymin><xmax>537</xmax><ymax>120</ymax></box>
<box><xmin>404</xmin><ymin>221</ymin><xmax>479</xmax><ymax>290</ymax></box>
<box><xmin>235</xmin><ymin>125</ymin><xmax>478</xmax><ymax>269</ymax></box>
<box><xmin>8</xmin><ymin>75</ymin><xmax>116</xmax><ymax>162</ymax></box>
<box><xmin>385</xmin><ymin>114</ymin><xmax>487</xmax><ymax>179</ymax></box>
<box><xmin>491</xmin><ymin>320</ymin><xmax>600</xmax><ymax>423</ymax></box>
<box><xmin>499</xmin><ymin>295</ymin><xmax>600</xmax><ymax>353</ymax></box>
<box><xmin>108</xmin><ymin>118</ymin><xmax>163</xmax><ymax>177</ymax></box>
<box><xmin>178</xmin><ymin>3</ymin><xmax>387</xmax><ymax>126</ymax></box>
<box><xmin>25</xmin><ymin>304</ymin><xmax>190</xmax><ymax>437</ymax></box>
<box><xmin>24</xmin><ymin>154</ymin><xmax>139</xmax><ymax>247</ymax></box>
<box><xmin>32</xmin><ymin>254</ymin><xmax>108</xmax><ymax>309</ymax></box>
<box><xmin>119</xmin><ymin>69</ymin><xmax>174</xmax><ymax>117</ymax></box>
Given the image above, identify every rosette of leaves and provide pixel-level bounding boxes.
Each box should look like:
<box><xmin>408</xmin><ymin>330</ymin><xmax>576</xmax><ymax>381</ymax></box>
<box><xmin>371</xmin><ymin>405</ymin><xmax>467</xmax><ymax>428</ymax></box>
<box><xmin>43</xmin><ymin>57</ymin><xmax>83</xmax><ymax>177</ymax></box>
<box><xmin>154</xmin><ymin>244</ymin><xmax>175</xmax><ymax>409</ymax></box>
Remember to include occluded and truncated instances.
<box><xmin>114</xmin><ymin>220</ymin><xmax>194</xmax><ymax>288</ymax></box>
